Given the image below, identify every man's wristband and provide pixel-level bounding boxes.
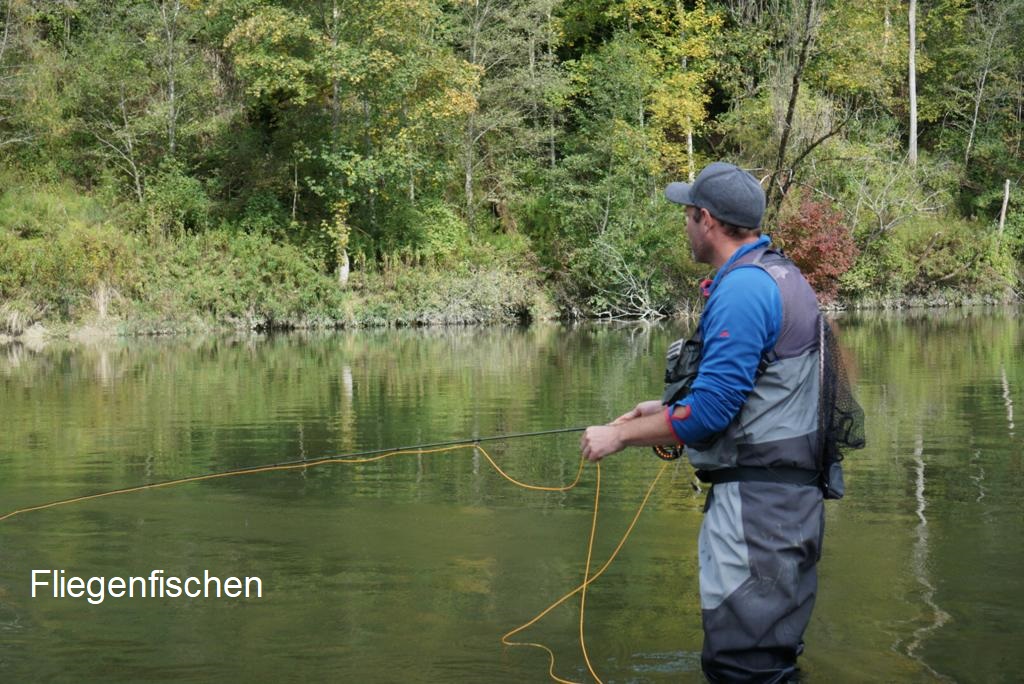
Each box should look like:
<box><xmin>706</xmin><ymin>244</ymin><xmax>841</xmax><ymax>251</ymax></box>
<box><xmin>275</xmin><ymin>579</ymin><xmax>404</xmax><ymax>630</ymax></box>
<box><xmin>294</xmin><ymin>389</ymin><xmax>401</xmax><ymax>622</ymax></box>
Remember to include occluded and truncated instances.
<box><xmin>652</xmin><ymin>405</ymin><xmax>689</xmax><ymax>460</ymax></box>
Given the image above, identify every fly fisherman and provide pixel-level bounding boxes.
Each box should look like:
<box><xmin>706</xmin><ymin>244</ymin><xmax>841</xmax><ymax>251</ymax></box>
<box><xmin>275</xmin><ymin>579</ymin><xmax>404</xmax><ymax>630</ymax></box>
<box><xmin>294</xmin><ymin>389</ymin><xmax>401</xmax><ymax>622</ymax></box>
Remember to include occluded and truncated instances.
<box><xmin>580</xmin><ymin>161</ymin><xmax>861</xmax><ymax>683</ymax></box>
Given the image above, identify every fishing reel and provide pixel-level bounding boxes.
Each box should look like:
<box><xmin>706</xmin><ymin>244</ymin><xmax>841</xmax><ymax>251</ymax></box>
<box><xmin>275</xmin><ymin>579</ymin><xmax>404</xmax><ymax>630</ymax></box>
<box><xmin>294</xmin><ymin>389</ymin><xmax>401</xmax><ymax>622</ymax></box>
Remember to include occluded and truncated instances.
<box><xmin>652</xmin><ymin>445</ymin><xmax>704</xmax><ymax>492</ymax></box>
<box><xmin>651</xmin><ymin>444</ymin><xmax>683</xmax><ymax>461</ymax></box>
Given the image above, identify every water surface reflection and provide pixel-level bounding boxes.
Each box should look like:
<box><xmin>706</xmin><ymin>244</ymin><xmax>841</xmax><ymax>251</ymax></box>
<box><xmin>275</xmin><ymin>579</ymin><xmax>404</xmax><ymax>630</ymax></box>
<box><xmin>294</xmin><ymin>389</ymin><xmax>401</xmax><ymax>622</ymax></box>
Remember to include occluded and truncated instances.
<box><xmin>1</xmin><ymin>313</ymin><xmax>1022</xmax><ymax>682</ymax></box>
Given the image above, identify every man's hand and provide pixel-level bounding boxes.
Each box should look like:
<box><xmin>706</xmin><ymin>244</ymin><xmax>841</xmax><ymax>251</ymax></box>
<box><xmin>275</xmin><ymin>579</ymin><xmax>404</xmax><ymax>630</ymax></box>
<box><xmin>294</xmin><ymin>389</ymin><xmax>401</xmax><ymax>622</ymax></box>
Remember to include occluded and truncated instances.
<box><xmin>611</xmin><ymin>399</ymin><xmax>664</xmax><ymax>425</ymax></box>
<box><xmin>581</xmin><ymin>400</ymin><xmax>685</xmax><ymax>462</ymax></box>
<box><xmin>580</xmin><ymin>425</ymin><xmax>624</xmax><ymax>462</ymax></box>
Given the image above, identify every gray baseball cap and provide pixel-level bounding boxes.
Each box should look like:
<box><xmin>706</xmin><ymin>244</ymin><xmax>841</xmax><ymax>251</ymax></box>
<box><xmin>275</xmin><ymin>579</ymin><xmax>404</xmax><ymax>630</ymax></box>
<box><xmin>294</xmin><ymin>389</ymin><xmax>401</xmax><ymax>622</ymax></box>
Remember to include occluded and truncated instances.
<box><xmin>664</xmin><ymin>162</ymin><xmax>766</xmax><ymax>229</ymax></box>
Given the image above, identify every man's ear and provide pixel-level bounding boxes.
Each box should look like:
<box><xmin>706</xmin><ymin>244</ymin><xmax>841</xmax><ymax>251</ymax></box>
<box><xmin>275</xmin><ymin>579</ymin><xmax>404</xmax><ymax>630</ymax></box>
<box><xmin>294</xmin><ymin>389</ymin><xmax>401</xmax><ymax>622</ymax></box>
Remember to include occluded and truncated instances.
<box><xmin>697</xmin><ymin>207</ymin><xmax>710</xmax><ymax>229</ymax></box>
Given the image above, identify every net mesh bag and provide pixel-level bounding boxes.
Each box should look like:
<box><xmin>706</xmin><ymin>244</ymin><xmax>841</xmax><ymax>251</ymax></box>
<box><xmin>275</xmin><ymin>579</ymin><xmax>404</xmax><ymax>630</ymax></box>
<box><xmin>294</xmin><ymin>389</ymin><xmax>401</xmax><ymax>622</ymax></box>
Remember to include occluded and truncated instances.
<box><xmin>818</xmin><ymin>318</ymin><xmax>866</xmax><ymax>498</ymax></box>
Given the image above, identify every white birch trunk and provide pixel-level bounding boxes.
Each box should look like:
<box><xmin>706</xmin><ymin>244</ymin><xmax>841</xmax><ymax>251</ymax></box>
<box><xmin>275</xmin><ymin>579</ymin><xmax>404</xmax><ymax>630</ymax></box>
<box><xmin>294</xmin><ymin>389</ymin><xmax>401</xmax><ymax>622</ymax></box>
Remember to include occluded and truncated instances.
<box><xmin>999</xmin><ymin>179</ymin><xmax>1011</xmax><ymax>234</ymax></box>
<box><xmin>909</xmin><ymin>0</ymin><xmax>918</xmax><ymax>167</ymax></box>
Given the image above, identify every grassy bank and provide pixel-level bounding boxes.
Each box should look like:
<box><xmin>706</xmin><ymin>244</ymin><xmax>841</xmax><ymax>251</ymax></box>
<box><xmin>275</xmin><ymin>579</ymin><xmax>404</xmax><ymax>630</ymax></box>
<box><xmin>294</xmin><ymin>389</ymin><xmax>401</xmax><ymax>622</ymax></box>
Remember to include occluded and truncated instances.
<box><xmin>0</xmin><ymin>222</ymin><xmax>1016</xmax><ymax>342</ymax></box>
<box><xmin>0</xmin><ymin>184</ymin><xmax>553</xmax><ymax>339</ymax></box>
<box><xmin>0</xmin><ymin>230</ymin><xmax>552</xmax><ymax>338</ymax></box>
<box><xmin>0</xmin><ymin>182</ymin><xmax>1017</xmax><ymax>343</ymax></box>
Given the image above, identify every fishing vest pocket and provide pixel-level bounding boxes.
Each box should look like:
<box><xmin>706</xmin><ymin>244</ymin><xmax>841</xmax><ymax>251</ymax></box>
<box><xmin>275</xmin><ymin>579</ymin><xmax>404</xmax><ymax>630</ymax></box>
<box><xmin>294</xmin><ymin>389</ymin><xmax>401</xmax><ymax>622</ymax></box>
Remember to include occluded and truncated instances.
<box><xmin>662</xmin><ymin>335</ymin><xmax>701</xmax><ymax>406</ymax></box>
<box><xmin>822</xmin><ymin>461</ymin><xmax>845</xmax><ymax>500</ymax></box>
<box><xmin>661</xmin><ymin>334</ymin><xmax>720</xmax><ymax>451</ymax></box>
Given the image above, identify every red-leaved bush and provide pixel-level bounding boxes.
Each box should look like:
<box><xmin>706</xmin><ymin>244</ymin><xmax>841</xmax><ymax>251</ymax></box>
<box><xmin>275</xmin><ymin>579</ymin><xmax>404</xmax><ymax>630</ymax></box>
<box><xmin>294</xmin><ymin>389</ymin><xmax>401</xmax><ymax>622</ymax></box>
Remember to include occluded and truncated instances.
<box><xmin>772</xmin><ymin>193</ymin><xmax>858</xmax><ymax>302</ymax></box>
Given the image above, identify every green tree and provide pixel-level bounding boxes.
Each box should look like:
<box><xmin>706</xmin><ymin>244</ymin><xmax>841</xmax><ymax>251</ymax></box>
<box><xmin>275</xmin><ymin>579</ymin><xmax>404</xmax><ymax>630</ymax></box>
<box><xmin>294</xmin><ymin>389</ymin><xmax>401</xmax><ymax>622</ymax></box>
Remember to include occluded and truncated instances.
<box><xmin>214</xmin><ymin>0</ymin><xmax>477</xmax><ymax>270</ymax></box>
<box><xmin>453</xmin><ymin>0</ymin><xmax>569</xmax><ymax>232</ymax></box>
<box><xmin>55</xmin><ymin>1</ymin><xmax>217</xmax><ymax>232</ymax></box>
<box><xmin>537</xmin><ymin>0</ymin><xmax>721</xmax><ymax>315</ymax></box>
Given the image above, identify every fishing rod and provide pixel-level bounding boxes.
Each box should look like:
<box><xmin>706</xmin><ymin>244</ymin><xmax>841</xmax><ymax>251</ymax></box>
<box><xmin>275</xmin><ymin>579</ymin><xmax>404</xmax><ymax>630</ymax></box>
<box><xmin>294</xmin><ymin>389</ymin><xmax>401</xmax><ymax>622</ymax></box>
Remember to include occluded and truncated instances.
<box><xmin>0</xmin><ymin>426</ymin><xmax>589</xmax><ymax>523</ymax></box>
<box><xmin>271</xmin><ymin>425</ymin><xmax>590</xmax><ymax>468</ymax></box>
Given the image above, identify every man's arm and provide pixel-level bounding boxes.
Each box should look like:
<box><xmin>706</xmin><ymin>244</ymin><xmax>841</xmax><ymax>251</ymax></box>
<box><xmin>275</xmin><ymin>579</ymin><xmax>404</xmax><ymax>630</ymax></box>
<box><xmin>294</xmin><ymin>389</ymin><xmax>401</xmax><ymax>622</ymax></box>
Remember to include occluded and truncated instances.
<box><xmin>667</xmin><ymin>267</ymin><xmax>780</xmax><ymax>443</ymax></box>
<box><xmin>581</xmin><ymin>405</ymin><xmax>691</xmax><ymax>461</ymax></box>
<box><xmin>581</xmin><ymin>266</ymin><xmax>780</xmax><ymax>462</ymax></box>
<box><xmin>610</xmin><ymin>399</ymin><xmax>663</xmax><ymax>425</ymax></box>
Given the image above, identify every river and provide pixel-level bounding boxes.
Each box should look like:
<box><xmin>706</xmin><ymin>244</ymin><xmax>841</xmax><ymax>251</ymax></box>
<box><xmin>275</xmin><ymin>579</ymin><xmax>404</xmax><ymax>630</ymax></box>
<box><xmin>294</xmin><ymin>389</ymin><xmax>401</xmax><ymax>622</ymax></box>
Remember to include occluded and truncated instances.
<box><xmin>1</xmin><ymin>310</ymin><xmax>1021</xmax><ymax>682</ymax></box>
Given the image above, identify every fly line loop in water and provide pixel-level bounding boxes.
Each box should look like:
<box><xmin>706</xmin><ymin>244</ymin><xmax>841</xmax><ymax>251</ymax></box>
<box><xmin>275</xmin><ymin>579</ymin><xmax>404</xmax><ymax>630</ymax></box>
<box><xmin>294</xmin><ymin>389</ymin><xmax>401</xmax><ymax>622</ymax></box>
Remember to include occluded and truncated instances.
<box><xmin>1</xmin><ymin>426</ymin><xmax>670</xmax><ymax>684</ymax></box>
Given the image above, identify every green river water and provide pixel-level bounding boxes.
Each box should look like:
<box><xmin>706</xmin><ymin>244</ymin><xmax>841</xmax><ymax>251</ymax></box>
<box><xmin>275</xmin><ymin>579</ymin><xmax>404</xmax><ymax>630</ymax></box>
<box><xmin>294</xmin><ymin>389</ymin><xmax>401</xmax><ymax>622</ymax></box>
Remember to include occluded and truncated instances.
<box><xmin>1</xmin><ymin>310</ymin><xmax>1022</xmax><ymax>682</ymax></box>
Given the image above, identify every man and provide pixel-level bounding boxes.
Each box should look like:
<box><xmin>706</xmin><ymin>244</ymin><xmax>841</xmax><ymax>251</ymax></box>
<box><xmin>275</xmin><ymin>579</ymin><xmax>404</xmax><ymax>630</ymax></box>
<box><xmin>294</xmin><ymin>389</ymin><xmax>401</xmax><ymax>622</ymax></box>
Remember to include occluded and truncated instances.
<box><xmin>581</xmin><ymin>161</ymin><xmax>826</xmax><ymax>683</ymax></box>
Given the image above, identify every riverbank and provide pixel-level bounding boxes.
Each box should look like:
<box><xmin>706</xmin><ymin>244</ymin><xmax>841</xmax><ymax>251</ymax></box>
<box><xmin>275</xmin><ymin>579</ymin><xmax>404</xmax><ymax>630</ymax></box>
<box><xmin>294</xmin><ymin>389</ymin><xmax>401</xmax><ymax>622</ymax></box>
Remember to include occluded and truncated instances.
<box><xmin>0</xmin><ymin>268</ymin><xmax>556</xmax><ymax>344</ymax></box>
<box><xmin>2</xmin><ymin>284</ymin><xmax>1017</xmax><ymax>347</ymax></box>
<box><xmin>0</xmin><ymin>224</ymin><xmax>558</xmax><ymax>343</ymax></box>
<box><xmin>4</xmin><ymin>175</ymin><xmax>1020</xmax><ymax>344</ymax></box>
<box><xmin>1</xmin><ymin>208</ymin><xmax>1018</xmax><ymax>345</ymax></box>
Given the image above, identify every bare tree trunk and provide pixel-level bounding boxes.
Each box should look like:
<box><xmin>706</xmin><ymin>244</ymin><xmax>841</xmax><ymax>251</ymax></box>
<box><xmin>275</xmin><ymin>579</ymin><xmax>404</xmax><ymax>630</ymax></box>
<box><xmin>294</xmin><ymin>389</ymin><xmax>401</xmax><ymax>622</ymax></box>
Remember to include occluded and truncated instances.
<box><xmin>330</xmin><ymin>0</ymin><xmax>352</xmax><ymax>277</ymax></box>
<box><xmin>547</xmin><ymin>7</ymin><xmax>556</xmax><ymax>169</ymax></box>
<box><xmin>331</xmin><ymin>0</ymin><xmax>340</xmax><ymax>137</ymax></box>
<box><xmin>1016</xmin><ymin>76</ymin><xmax>1023</xmax><ymax>156</ymax></box>
<box><xmin>292</xmin><ymin>158</ymin><xmax>299</xmax><ymax>222</ymax></box>
<box><xmin>909</xmin><ymin>0</ymin><xmax>918</xmax><ymax>167</ymax></box>
<box><xmin>548</xmin><ymin>116</ymin><xmax>556</xmax><ymax>168</ymax></box>
<box><xmin>167</xmin><ymin>72</ymin><xmax>176</xmax><ymax>156</ymax></box>
<box><xmin>965</xmin><ymin>68</ymin><xmax>987</xmax><ymax>165</ymax></box>
<box><xmin>361</xmin><ymin>98</ymin><xmax>376</xmax><ymax>229</ymax></box>
<box><xmin>966</xmin><ymin>5</ymin><xmax>1012</xmax><ymax>165</ymax></box>
<box><xmin>465</xmin><ymin>113</ymin><xmax>475</xmax><ymax>228</ymax></box>
<box><xmin>0</xmin><ymin>1</ymin><xmax>23</xmax><ymax>149</ymax></box>
<box><xmin>965</xmin><ymin>26</ymin><xmax>998</xmax><ymax>164</ymax></box>
<box><xmin>0</xmin><ymin>1</ymin><xmax>12</xmax><ymax>65</ymax></box>
<box><xmin>529</xmin><ymin>34</ymin><xmax>536</xmax><ymax>119</ymax></box>
<box><xmin>678</xmin><ymin>7</ymin><xmax>695</xmax><ymax>182</ymax></box>
<box><xmin>95</xmin><ymin>86</ymin><xmax>146</xmax><ymax>204</ymax></box>
<box><xmin>337</xmin><ymin>250</ymin><xmax>350</xmax><ymax>286</ymax></box>
<box><xmin>687</xmin><ymin>129</ymin><xmax>695</xmax><ymax>182</ymax></box>
<box><xmin>767</xmin><ymin>0</ymin><xmax>817</xmax><ymax>213</ymax></box>
<box><xmin>999</xmin><ymin>179</ymin><xmax>1011</xmax><ymax>234</ymax></box>
<box><xmin>463</xmin><ymin>1</ymin><xmax>485</xmax><ymax>229</ymax></box>
<box><xmin>158</xmin><ymin>0</ymin><xmax>182</xmax><ymax>157</ymax></box>
<box><xmin>884</xmin><ymin>5</ymin><xmax>891</xmax><ymax>49</ymax></box>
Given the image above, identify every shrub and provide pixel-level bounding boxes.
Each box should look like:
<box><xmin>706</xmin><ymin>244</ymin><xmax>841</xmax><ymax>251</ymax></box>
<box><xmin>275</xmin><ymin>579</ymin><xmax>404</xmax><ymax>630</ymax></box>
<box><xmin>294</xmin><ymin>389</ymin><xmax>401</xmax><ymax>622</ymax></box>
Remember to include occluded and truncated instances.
<box><xmin>773</xmin><ymin>190</ymin><xmax>859</xmax><ymax>302</ymax></box>
<box><xmin>352</xmin><ymin>259</ymin><xmax>545</xmax><ymax>325</ymax></box>
<box><xmin>416</xmin><ymin>200</ymin><xmax>470</xmax><ymax>261</ymax></box>
<box><xmin>0</xmin><ymin>220</ymin><xmax>141</xmax><ymax>319</ymax></box>
<box><xmin>839</xmin><ymin>233</ymin><xmax>915</xmax><ymax>297</ymax></box>
<box><xmin>0</xmin><ymin>180</ymin><xmax>108</xmax><ymax>239</ymax></box>
<box><xmin>897</xmin><ymin>218</ymin><xmax>1014</xmax><ymax>296</ymax></box>
<box><xmin>238</xmin><ymin>191</ymin><xmax>290</xmax><ymax>237</ymax></box>
<box><xmin>144</xmin><ymin>160</ymin><xmax>211</xmax><ymax>237</ymax></box>
<box><xmin>556</xmin><ymin>198</ymin><xmax>705</xmax><ymax>318</ymax></box>
<box><xmin>1000</xmin><ymin>205</ymin><xmax>1024</xmax><ymax>262</ymax></box>
<box><xmin>143</xmin><ymin>230</ymin><xmax>343</xmax><ymax>327</ymax></box>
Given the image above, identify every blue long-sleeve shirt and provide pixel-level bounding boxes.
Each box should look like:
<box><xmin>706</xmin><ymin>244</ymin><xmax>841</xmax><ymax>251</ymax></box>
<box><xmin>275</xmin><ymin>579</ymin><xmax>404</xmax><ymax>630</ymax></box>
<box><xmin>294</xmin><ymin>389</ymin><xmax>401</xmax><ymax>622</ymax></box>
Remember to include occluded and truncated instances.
<box><xmin>669</xmin><ymin>236</ymin><xmax>782</xmax><ymax>444</ymax></box>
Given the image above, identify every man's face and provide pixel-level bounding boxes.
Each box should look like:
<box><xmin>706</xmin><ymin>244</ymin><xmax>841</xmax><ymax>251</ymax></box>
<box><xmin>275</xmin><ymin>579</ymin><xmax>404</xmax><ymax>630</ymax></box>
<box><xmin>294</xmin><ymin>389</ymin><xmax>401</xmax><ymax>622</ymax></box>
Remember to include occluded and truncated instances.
<box><xmin>686</xmin><ymin>206</ymin><xmax>711</xmax><ymax>264</ymax></box>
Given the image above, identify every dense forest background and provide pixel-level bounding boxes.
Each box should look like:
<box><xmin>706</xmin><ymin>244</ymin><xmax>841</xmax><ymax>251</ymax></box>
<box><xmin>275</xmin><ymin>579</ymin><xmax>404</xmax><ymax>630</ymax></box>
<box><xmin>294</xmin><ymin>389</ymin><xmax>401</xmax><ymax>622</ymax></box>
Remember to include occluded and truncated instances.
<box><xmin>1</xmin><ymin>0</ymin><xmax>1022</xmax><ymax>331</ymax></box>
